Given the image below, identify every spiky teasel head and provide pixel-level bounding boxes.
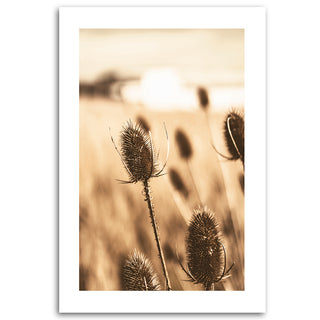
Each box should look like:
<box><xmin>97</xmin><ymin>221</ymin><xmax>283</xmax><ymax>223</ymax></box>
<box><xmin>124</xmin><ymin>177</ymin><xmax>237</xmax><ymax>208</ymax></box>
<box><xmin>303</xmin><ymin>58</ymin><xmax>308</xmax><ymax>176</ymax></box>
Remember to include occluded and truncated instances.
<box><xmin>110</xmin><ymin>119</ymin><xmax>169</xmax><ymax>183</ymax></box>
<box><xmin>197</xmin><ymin>86</ymin><xmax>210</xmax><ymax>110</ymax></box>
<box><xmin>169</xmin><ymin>168</ymin><xmax>189</xmax><ymax>198</ymax></box>
<box><xmin>175</xmin><ymin>129</ymin><xmax>193</xmax><ymax>160</ymax></box>
<box><xmin>186</xmin><ymin>208</ymin><xmax>224</xmax><ymax>290</ymax></box>
<box><xmin>119</xmin><ymin>120</ymin><xmax>158</xmax><ymax>183</ymax></box>
<box><xmin>224</xmin><ymin>110</ymin><xmax>244</xmax><ymax>164</ymax></box>
<box><xmin>121</xmin><ymin>250</ymin><xmax>161</xmax><ymax>291</ymax></box>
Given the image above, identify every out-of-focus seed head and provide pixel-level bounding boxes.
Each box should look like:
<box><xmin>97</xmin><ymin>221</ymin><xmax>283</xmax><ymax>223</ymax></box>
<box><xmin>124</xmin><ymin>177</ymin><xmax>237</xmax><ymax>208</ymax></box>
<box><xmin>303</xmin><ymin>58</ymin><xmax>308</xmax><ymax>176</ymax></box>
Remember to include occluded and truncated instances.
<box><xmin>197</xmin><ymin>86</ymin><xmax>210</xmax><ymax>110</ymax></box>
<box><xmin>224</xmin><ymin>110</ymin><xmax>244</xmax><ymax>164</ymax></box>
<box><xmin>169</xmin><ymin>168</ymin><xmax>189</xmax><ymax>198</ymax></box>
<box><xmin>136</xmin><ymin>115</ymin><xmax>151</xmax><ymax>133</ymax></box>
<box><xmin>121</xmin><ymin>250</ymin><xmax>161</xmax><ymax>291</ymax></box>
<box><xmin>186</xmin><ymin>208</ymin><xmax>224</xmax><ymax>290</ymax></box>
<box><xmin>120</xmin><ymin>120</ymin><xmax>158</xmax><ymax>183</ymax></box>
<box><xmin>175</xmin><ymin>129</ymin><xmax>193</xmax><ymax>160</ymax></box>
<box><xmin>239</xmin><ymin>173</ymin><xmax>244</xmax><ymax>193</ymax></box>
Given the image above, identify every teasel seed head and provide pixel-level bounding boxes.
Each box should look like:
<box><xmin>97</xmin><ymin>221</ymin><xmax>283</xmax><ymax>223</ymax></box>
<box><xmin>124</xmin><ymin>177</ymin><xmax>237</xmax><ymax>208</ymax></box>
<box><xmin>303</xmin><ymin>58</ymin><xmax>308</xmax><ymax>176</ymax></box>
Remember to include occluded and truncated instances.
<box><xmin>175</xmin><ymin>129</ymin><xmax>193</xmax><ymax>160</ymax></box>
<box><xmin>120</xmin><ymin>120</ymin><xmax>158</xmax><ymax>183</ymax></box>
<box><xmin>224</xmin><ymin>110</ymin><xmax>244</xmax><ymax>164</ymax></box>
<box><xmin>136</xmin><ymin>115</ymin><xmax>151</xmax><ymax>133</ymax></box>
<box><xmin>186</xmin><ymin>208</ymin><xmax>224</xmax><ymax>290</ymax></box>
<box><xmin>169</xmin><ymin>168</ymin><xmax>189</xmax><ymax>198</ymax></box>
<box><xmin>121</xmin><ymin>250</ymin><xmax>161</xmax><ymax>291</ymax></box>
<box><xmin>197</xmin><ymin>86</ymin><xmax>210</xmax><ymax>110</ymax></box>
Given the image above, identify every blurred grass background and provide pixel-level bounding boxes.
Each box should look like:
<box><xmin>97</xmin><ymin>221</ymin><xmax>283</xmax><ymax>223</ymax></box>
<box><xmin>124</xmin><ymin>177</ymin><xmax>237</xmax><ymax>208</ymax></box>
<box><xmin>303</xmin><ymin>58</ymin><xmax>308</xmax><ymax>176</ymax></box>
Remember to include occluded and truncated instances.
<box><xmin>79</xmin><ymin>97</ymin><xmax>244</xmax><ymax>290</ymax></box>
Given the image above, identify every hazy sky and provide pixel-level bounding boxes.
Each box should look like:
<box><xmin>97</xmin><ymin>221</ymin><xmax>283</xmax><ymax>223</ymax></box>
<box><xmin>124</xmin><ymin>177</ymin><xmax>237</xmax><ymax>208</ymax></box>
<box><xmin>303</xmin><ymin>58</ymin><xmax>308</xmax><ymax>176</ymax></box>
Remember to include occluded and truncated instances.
<box><xmin>79</xmin><ymin>29</ymin><xmax>244</xmax><ymax>87</ymax></box>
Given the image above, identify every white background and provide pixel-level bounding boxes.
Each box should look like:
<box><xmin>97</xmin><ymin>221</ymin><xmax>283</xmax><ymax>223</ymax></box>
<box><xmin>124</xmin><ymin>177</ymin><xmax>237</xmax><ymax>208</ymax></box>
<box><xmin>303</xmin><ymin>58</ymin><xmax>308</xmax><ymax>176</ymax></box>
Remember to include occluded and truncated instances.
<box><xmin>0</xmin><ymin>0</ymin><xmax>319</xmax><ymax>319</ymax></box>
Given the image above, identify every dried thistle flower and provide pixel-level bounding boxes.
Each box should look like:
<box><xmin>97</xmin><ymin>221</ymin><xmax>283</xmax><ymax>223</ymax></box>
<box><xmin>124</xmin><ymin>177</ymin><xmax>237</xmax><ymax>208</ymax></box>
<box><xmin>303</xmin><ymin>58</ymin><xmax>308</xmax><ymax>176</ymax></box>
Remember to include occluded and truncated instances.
<box><xmin>110</xmin><ymin>120</ymin><xmax>168</xmax><ymax>184</ymax></box>
<box><xmin>122</xmin><ymin>250</ymin><xmax>161</xmax><ymax>291</ymax></box>
<box><xmin>169</xmin><ymin>168</ymin><xmax>189</xmax><ymax>199</ymax></box>
<box><xmin>110</xmin><ymin>120</ymin><xmax>171</xmax><ymax>290</ymax></box>
<box><xmin>186</xmin><ymin>209</ymin><xmax>223</xmax><ymax>290</ymax></box>
<box><xmin>224</xmin><ymin>111</ymin><xmax>244</xmax><ymax>165</ymax></box>
<box><xmin>197</xmin><ymin>86</ymin><xmax>210</xmax><ymax>110</ymax></box>
<box><xmin>179</xmin><ymin>208</ymin><xmax>234</xmax><ymax>290</ymax></box>
<box><xmin>136</xmin><ymin>115</ymin><xmax>151</xmax><ymax>133</ymax></box>
<box><xmin>175</xmin><ymin>129</ymin><xmax>193</xmax><ymax>160</ymax></box>
<box><xmin>120</xmin><ymin>120</ymin><xmax>157</xmax><ymax>183</ymax></box>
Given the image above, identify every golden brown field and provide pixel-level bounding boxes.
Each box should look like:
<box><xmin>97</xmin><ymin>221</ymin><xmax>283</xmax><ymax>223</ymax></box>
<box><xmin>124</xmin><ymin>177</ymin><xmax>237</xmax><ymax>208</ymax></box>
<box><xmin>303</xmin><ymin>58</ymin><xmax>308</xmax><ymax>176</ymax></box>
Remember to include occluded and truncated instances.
<box><xmin>79</xmin><ymin>97</ymin><xmax>244</xmax><ymax>291</ymax></box>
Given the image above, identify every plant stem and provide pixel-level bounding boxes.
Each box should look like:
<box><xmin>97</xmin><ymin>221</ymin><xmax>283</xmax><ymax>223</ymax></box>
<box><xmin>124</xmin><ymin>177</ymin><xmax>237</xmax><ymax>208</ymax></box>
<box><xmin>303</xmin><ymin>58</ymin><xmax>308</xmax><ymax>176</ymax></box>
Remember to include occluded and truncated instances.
<box><xmin>205</xmin><ymin>283</ymin><xmax>214</xmax><ymax>291</ymax></box>
<box><xmin>204</xmin><ymin>284</ymin><xmax>213</xmax><ymax>291</ymax></box>
<box><xmin>143</xmin><ymin>180</ymin><xmax>172</xmax><ymax>291</ymax></box>
<box><xmin>186</xmin><ymin>160</ymin><xmax>202</xmax><ymax>206</ymax></box>
<box><xmin>204</xmin><ymin>112</ymin><xmax>240</xmax><ymax>242</ymax></box>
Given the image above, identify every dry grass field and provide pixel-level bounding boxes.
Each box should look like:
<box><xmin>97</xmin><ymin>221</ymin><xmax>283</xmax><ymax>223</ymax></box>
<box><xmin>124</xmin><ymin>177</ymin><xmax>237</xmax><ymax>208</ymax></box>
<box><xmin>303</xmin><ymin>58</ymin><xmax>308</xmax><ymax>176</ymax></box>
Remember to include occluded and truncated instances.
<box><xmin>79</xmin><ymin>97</ymin><xmax>244</xmax><ymax>291</ymax></box>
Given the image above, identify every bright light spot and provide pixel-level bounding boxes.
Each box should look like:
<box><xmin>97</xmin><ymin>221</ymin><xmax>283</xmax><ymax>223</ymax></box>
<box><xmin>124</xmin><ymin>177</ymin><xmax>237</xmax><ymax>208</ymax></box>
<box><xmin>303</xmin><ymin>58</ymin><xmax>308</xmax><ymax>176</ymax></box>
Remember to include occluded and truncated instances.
<box><xmin>120</xmin><ymin>68</ymin><xmax>244</xmax><ymax>112</ymax></box>
<box><xmin>140</xmin><ymin>69</ymin><xmax>195</xmax><ymax>111</ymax></box>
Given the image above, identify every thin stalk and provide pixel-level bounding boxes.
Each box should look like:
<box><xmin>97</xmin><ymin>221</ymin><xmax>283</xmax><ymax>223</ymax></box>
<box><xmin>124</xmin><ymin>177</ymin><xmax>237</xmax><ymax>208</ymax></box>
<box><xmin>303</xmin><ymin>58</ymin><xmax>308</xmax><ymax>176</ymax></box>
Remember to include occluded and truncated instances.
<box><xmin>205</xmin><ymin>111</ymin><xmax>215</xmax><ymax>147</ymax></box>
<box><xmin>167</xmin><ymin>180</ymin><xmax>193</xmax><ymax>224</ymax></box>
<box><xmin>204</xmin><ymin>112</ymin><xmax>239</xmax><ymax>241</ymax></box>
<box><xmin>186</xmin><ymin>161</ymin><xmax>202</xmax><ymax>206</ymax></box>
<box><xmin>205</xmin><ymin>283</ymin><xmax>214</xmax><ymax>291</ymax></box>
<box><xmin>205</xmin><ymin>112</ymin><xmax>244</xmax><ymax>278</ymax></box>
<box><xmin>143</xmin><ymin>180</ymin><xmax>172</xmax><ymax>291</ymax></box>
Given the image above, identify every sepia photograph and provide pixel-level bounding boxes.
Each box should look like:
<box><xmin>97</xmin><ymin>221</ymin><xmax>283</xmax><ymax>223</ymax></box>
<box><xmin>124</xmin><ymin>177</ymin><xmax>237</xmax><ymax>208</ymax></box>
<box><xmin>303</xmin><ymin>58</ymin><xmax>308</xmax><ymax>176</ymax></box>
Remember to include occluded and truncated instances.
<box><xmin>79</xmin><ymin>29</ymin><xmax>245</xmax><ymax>291</ymax></box>
<box><xmin>59</xmin><ymin>7</ymin><xmax>265</xmax><ymax>313</ymax></box>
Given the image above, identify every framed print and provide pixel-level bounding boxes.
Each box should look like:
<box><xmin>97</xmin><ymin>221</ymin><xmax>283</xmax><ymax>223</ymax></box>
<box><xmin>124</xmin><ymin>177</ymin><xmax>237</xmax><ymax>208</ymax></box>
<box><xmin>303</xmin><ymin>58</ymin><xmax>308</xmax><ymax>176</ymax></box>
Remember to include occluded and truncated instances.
<box><xmin>59</xmin><ymin>6</ymin><xmax>266</xmax><ymax>313</ymax></box>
